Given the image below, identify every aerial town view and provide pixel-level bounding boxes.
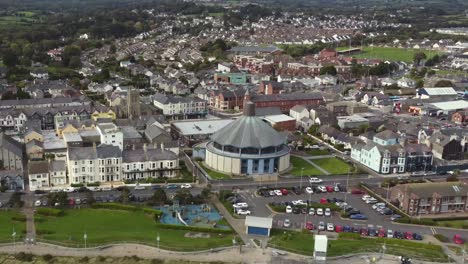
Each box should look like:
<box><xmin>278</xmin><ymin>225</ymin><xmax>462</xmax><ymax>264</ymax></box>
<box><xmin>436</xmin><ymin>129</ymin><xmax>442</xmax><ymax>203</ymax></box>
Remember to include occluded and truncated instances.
<box><xmin>0</xmin><ymin>0</ymin><xmax>468</xmax><ymax>263</ymax></box>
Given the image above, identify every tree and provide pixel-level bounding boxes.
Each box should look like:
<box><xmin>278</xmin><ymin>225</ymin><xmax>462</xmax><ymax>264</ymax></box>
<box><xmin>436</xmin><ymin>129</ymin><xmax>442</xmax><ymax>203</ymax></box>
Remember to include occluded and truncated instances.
<box><xmin>150</xmin><ymin>189</ymin><xmax>168</xmax><ymax>205</ymax></box>
<box><xmin>413</xmin><ymin>51</ymin><xmax>427</xmax><ymax>66</ymax></box>
<box><xmin>85</xmin><ymin>191</ymin><xmax>95</xmax><ymax>205</ymax></box>
<box><xmin>174</xmin><ymin>189</ymin><xmax>193</xmax><ymax>205</ymax></box>
<box><xmin>46</xmin><ymin>191</ymin><xmax>68</xmax><ymax>207</ymax></box>
<box><xmin>120</xmin><ymin>188</ymin><xmax>130</xmax><ymax>204</ymax></box>
<box><xmin>2</xmin><ymin>51</ymin><xmax>18</xmax><ymax>68</ymax></box>
<box><xmin>434</xmin><ymin>80</ymin><xmax>453</xmax><ymax>87</ymax></box>
<box><xmin>62</xmin><ymin>45</ymin><xmax>81</xmax><ymax>67</ymax></box>
<box><xmin>68</xmin><ymin>56</ymin><xmax>82</xmax><ymax>69</ymax></box>
<box><xmin>200</xmin><ymin>187</ymin><xmax>211</xmax><ymax>201</ymax></box>
<box><xmin>319</xmin><ymin>65</ymin><xmax>337</xmax><ymax>76</ymax></box>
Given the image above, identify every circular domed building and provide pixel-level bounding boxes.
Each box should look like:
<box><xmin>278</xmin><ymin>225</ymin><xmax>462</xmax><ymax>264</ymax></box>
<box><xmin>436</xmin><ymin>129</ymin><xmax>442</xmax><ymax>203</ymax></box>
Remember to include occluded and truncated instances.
<box><xmin>203</xmin><ymin>102</ymin><xmax>290</xmax><ymax>176</ymax></box>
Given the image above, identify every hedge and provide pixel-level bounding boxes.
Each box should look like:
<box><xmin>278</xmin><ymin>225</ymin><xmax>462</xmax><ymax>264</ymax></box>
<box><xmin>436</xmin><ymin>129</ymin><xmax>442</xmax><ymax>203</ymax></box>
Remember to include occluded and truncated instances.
<box><xmin>395</xmin><ymin>217</ymin><xmax>437</xmax><ymax>226</ymax></box>
<box><xmin>36</xmin><ymin>208</ymin><xmax>64</xmax><ymax>217</ymax></box>
<box><xmin>91</xmin><ymin>203</ymin><xmax>139</xmax><ymax>211</ymax></box>
<box><xmin>434</xmin><ymin>234</ymin><xmax>449</xmax><ymax>243</ymax></box>
<box><xmin>338</xmin><ymin>232</ymin><xmax>363</xmax><ymax>240</ymax></box>
<box><xmin>11</xmin><ymin>214</ymin><xmax>27</xmax><ymax>222</ymax></box>
<box><xmin>154</xmin><ymin>223</ymin><xmax>233</xmax><ymax>234</ymax></box>
<box><xmin>87</xmin><ymin>182</ymin><xmax>101</xmax><ymax>187</ymax></box>
<box><xmin>71</xmin><ymin>183</ymin><xmax>84</xmax><ymax>188</ymax></box>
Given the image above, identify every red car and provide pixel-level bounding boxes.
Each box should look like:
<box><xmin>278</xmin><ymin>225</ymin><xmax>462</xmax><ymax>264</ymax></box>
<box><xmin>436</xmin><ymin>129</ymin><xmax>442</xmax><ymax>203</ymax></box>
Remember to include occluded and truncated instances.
<box><xmin>351</xmin><ymin>189</ymin><xmax>365</xmax><ymax>195</ymax></box>
<box><xmin>326</xmin><ymin>186</ymin><xmax>334</xmax><ymax>192</ymax></box>
<box><xmin>405</xmin><ymin>232</ymin><xmax>413</xmax><ymax>240</ymax></box>
<box><xmin>305</xmin><ymin>221</ymin><xmax>314</xmax><ymax>230</ymax></box>
<box><xmin>335</xmin><ymin>225</ymin><xmax>343</xmax><ymax>233</ymax></box>
<box><xmin>378</xmin><ymin>228</ymin><xmax>386</xmax><ymax>237</ymax></box>
<box><xmin>454</xmin><ymin>234</ymin><xmax>464</xmax><ymax>244</ymax></box>
<box><xmin>280</xmin><ymin>188</ymin><xmax>288</xmax><ymax>195</ymax></box>
<box><xmin>360</xmin><ymin>228</ymin><xmax>368</xmax><ymax>236</ymax></box>
<box><xmin>320</xmin><ymin>198</ymin><xmax>328</xmax><ymax>204</ymax></box>
<box><xmin>68</xmin><ymin>198</ymin><xmax>75</xmax><ymax>205</ymax></box>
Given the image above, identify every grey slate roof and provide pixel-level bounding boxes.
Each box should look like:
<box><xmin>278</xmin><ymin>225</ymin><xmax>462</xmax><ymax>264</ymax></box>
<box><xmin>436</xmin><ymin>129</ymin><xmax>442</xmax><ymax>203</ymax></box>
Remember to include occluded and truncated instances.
<box><xmin>0</xmin><ymin>133</ymin><xmax>23</xmax><ymax>158</ymax></box>
<box><xmin>251</xmin><ymin>93</ymin><xmax>323</xmax><ymax>102</ymax></box>
<box><xmin>145</xmin><ymin>125</ymin><xmax>168</xmax><ymax>140</ymax></box>
<box><xmin>122</xmin><ymin>148</ymin><xmax>177</xmax><ymax>163</ymax></box>
<box><xmin>68</xmin><ymin>144</ymin><xmax>121</xmax><ymax>160</ymax></box>
<box><xmin>28</xmin><ymin>161</ymin><xmax>49</xmax><ymax>174</ymax></box>
<box><xmin>50</xmin><ymin>160</ymin><xmax>66</xmax><ymax>172</ymax></box>
<box><xmin>211</xmin><ymin>116</ymin><xmax>286</xmax><ymax>149</ymax></box>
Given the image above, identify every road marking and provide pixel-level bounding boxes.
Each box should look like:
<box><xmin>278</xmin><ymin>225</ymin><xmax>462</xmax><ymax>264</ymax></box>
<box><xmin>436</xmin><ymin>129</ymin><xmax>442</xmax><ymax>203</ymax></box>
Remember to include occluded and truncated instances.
<box><xmin>430</xmin><ymin>227</ymin><xmax>437</xmax><ymax>234</ymax></box>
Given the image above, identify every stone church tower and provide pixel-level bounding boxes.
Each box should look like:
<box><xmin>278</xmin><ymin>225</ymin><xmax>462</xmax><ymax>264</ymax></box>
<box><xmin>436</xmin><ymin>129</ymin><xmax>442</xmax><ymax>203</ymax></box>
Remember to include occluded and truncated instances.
<box><xmin>127</xmin><ymin>87</ymin><xmax>141</xmax><ymax>119</ymax></box>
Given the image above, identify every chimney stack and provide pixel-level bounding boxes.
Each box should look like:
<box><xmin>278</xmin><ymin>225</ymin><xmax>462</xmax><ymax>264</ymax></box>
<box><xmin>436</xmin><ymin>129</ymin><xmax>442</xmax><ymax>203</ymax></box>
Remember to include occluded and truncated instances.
<box><xmin>160</xmin><ymin>142</ymin><xmax>165</xmax><ymax>150</ymax></box>
<box><xmin>92</xmin><ymin>142</ymin><xmax>97</xmax><ymax>152</ymax></box>
<box><xmin>143</xmin><ymin>143</ymin><xmax>147</xmax><ymax>152</ymax></box>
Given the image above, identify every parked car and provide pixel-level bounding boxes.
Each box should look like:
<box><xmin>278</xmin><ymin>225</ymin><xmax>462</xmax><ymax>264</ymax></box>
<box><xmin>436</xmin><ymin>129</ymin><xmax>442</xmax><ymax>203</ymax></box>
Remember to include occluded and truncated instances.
<box><xmin>387</xmin><ymin>229</ymin><xmax>394</xmax><ymax>238</ymax></box>
<box><xmin>233</xmin><ymin>203</ymin><xmax>248</xmax><ymax>209</ymax></box>
<box><xmin>309</xmin><ymin>177</ymin><xmax>323</xmax><ymax>184</ymax></box>
<box><xmin>350</xmin><ymin>214</ymin><xmax>367</xmax><ymax>220</ymax></box>
<box><xmin>413</xmin><ymin>233</ymin><xmax>423</xmax><ymax>240</ymax></box>
<box><xmin>343</xmin><ymin>225</ymin><xmax>352</xmax><ymax>232</ymax></box>
<box><xmin>360</xmin><ymin>228</ymin><xmax>369</xmax><ymax>236</ymax></box>
<box><xmin>309</xmin><ymin>208</ymin><xmax>315</xmax><ymax>215</ymax></box>
<box><xmin>274</xmin><ymin>190</ymin><xmax>283</xmax><ymax>196</ymax></box>
<box><xmin>286</xmin><ymin>205</ymin><xmax>293</xmax><ymax>213</ymax></box>
<box><xmin>319</xmin><ymin>198</ymin><xmax>328</xmax><ymax>204</ymax></box>
<box><xmin>166</xmin><ymin>184</ymin><xmax>178</xmax><ymax>190</ymax></box>
<box><xmin>318</xmin><ymin>221</ymin><xmax>325</xmax><ymax>231</ymax></box>
<box><xmin>453</xmin><ymin>234</ymin><xmax>464</xmax><ymax>244</ymax></box>
<box><xmin>324</xmin><ymin>208</ymin><xmax>331</xmax><ymax>217</ymax></box>
<box><xmin>181</xmin><ymin>184</ymin><xmax>192</xmax><ymax>189</ymax></box>
<box><xmin>325</xmin><ymin>186</ymin><xmax>334</xmax><ymax>192</ymax></box>
<box><xmin>292</xmin><ymin>207</ymin><xmax>300</xmax><ymax>214</ymax></box>
<box><xmin>237</xmin><ymin>209</ymin><xmax>251</xmax><ymax>215</ymax></box>
<box><xmin>283</xmin><ymin>219</ymin><xmax>291</xmax><ymax>228</ymax></box>
<box><xmin>378</xmin><ymin>228</ymin><xmax>386</xmax><ymax>237</ymax></box>
<box><xmin>335</xmin><ymin>225</ymin><xmax>343</xmax><ymax>233</ymax></box>
<box><xmin>34</xmin><ymin>200</ymin><xmax>42</xmax><ymax>207</ymax></box>
<box><xmin>352</xmin><ymin>189</ymin><xmax>365</xmax><ymax>195</ymax></box>
<box><xmin>292</xmin><ymin>187</ymin><xmax>301</xmax><ymax>195</ymax></box>
<box><xmin>405</xmin><ymin>232</ymin><xmax>414</xmax><ymax>240</ymax></box>
<box><xmin>326</xmin><ymin>223</ymin><xmax>334</xmax><ymax>232</ymax></box>
<box><xmin>317</xmin><ymin>186</ymin><xmax>327</xmax><ymax>193</ymax></box>
<box><xmin>75</xmin><ymin>198</ymin><xmax>81</xmax><ymax>205</ymax></box>
<box><xmin>305</xmin><ymin>221</ymin><xmax>314</xmax><ymax>230</ymax></box>
<box><xmin>301</xmin><ymin>207</ymin><xmax>308</xmax><ymax>214</ymax></box>
<box><xmin>372</xmin><ymin>203</ymin><xmax>386</xmax><ymax>210</ymax></box>
<box><xmin>368</xmin><ymin>228</ymin><xmax>377</xmax><ymax>237</ymax></box>
<box><xmin>348</xmin><ymin>209</ymin><xmax>361</xmax><ymax>215</ymax></box>
<box><xmin>269</xmin><ymin>190</ymin><xmax>276</xmax><ymax>196</ymax></box>
<box><xmin>365</xmin><ymin>197</ymin><xmax>378</xmax><ymax>204</ymax></box>
<box><xmin>63</xmin><ymin>187</ymin><xmax>76</xmax><ymax>193</ymax></box>
<box><xmin>305</xmin><ymin>187</ymin><xmax>314</xmax><ymax>194</ymax></box>
<box><xmin>292</xmin><ymin>200</ymin><xmax>307</xmax><ymax>206</ymax></box>
<box><xmin>280</xmin><ymin>188</ymin><xmax>288</xmax><ymax>195</ymax></box>
<box><xmin>134</xmin><ymin>185</ymin><xmax>146</xmax><ymax>190</ymax></box>
<box><xmin>334</xmin><ymin>185</ymin><xmax>340</xmax><ymax>192</ymax></box>
<box><xmin>316</xmin><ymin>208</ymin><xmax>324</xmax><ymax>216</ymax></box>
<box><xmin>390</xmin><ymin>214</ymin><xmax>402</xmax><ymax>221</ymax></box>
<box><xmin>362</xmin><ymin>195</ymin><xmax>371</xmax><ymax>201</ymax></box>
<box><xmin>381</xmin><ymin>208</ymin><xmax>393</xmax><ymax>215</ymax></box>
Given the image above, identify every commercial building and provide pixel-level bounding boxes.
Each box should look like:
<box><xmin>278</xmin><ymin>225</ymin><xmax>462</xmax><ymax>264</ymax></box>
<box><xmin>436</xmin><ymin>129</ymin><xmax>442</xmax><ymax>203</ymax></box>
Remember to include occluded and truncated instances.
<box><xmin>202</xmin><ymin>102</ymin><xmax>290</xmax><ymax>176</ymax></box>
<box><xmin>171</xmin><ymin>119</ymin><xmax>234</xmax><ymax>147</ymax></box>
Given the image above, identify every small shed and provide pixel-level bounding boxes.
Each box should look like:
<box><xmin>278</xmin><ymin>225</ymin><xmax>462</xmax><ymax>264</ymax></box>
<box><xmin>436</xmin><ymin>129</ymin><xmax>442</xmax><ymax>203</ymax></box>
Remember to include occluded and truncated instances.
<box><xmin>314</xmin><ymin>235</ymin><xmax>328</xmax><ymax>263</ymax></box>
<box><xmin>245</xmin><ymin>216</ymin><xmax>273</xmax><ymax>236</ymax></box>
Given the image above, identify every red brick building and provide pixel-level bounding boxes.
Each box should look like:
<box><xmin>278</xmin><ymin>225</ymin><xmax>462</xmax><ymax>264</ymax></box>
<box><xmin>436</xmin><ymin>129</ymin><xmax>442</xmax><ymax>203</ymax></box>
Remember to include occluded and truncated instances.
<box><xmin>248</xmin><ymin>92</ymin><xmax>324</xmax><ymax>112</ymax></box>
<box><xmin>209</xmin><ymin>88</ymin><xmax>246</xmax><ymax>111</ymax></box>
<box><xmin>318</xmin><ymin>48</ymin><xmax>338</xmax><ymax>59</ymax></box>
<box><xmin>452</xmin><ymin>111</ymin><xmax>468</xmax><ymax>125</ymax></box>
<box><xmin>258</xmin><ymin>81</ymin><xmax>283</xmax><ymax>95</ymax></box>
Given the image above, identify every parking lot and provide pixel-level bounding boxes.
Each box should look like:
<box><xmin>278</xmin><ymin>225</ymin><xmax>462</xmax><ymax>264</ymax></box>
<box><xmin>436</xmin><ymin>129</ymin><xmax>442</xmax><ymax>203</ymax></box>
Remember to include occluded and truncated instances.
<box><xmin>231</xmin><ymin>184</ymin><xmax>468</xmax><ymax>243</ymax></box>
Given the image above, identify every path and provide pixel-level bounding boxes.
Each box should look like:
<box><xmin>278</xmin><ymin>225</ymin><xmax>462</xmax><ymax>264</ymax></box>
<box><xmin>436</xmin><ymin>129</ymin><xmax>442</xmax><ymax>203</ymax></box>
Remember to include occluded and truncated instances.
<box><xmin>297</xmin><ymin>155</ymin><xmax>331</xmax><ymax>175</ymax></box>
<box><xmin>21</xmin><ymin>180</ymin><xmax>36</xmax><ymax>243</ymax></box>
<box><xmin>211</xmin><ymin>197</ymin><xmax>250</xmax><ymax>245</ymax></box>
<box><xmin>305</xmin><ymin>154</ymin><xmax>335</xmax><ymax>160</ymax></box>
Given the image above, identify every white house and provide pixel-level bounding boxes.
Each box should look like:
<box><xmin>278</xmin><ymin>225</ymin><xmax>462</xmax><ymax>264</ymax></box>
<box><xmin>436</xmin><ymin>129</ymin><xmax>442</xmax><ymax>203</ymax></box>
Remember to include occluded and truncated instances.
<box><xmin>289</xmin><ymin>105</ymin><xmax>309</xmax><ymax>122</ymax></box>
<box><xmin>97</xmin><ymin>123</ymin><xmax>123</xmax><ymax>150</ymax></box>
<box><xmin>28</xmin><ymin>161</ymin><xmax>50</xmax><ymax>191</ymax></box>
<box><xmin>153</xmin><ymin>94</ymin><xmax>207</xmax><ymax>119</ymax></box>
<box><xmin>49</xmin><ymin>160</ymin><xmax>67</xmax><ymax>186</ymax></box>
<box><xmin>122</xmin><ymin>145</ymin><xmax>179</xmax><ymax>180</ymax></box>
<box><xmin>397</xmin><ymin>77</ymin><xmax>417</xmax><ymax>88</ymax></box>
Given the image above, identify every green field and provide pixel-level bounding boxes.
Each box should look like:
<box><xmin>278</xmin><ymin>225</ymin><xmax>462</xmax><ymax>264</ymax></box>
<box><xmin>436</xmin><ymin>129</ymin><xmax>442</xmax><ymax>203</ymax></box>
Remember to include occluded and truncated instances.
<box><xmin>208</xmin><ymin>12</ymin><xmax>224</xmax><ymax>17</ymax></box>
<box><xmin>337</xmin><ymin>46</ymin><xmax>440</xmax><ymax>63</ymax></box>
<box><xmin>290</xmin><ymin>156</ymin><xmax>322</xmax><ymax>176</ymax></box>
<box><xmin>35</xmin><ymin>209</ymin><xmax>235</xmax><ymax>250</ymax></box>
<box><xmin>269</xmin><ymin>230</ymin><xmax>449</xmax><ymax>262</ymax></box>
<box><xmin>198</xmin><ymin>162</ymin><xmax>232</xmax><ymax>179</ymax></box>
<box><xmin>305</xmin><ymin>148</ymin><xmax>330</xmax><ymax>156</ymax></box>
<box><xmin>0</xmin><ymin>211</ymin><xmax>26</xmax><ymax>243</ymax></box>
<box><xmin>312</xmin><ymin>157</ymin><xmax>353</xmax><ymax>175</ymax></box>
<box><xmin>435</xmin><ymin>69</ymin><xmax>468</xmax><ymax>77</ymax></box>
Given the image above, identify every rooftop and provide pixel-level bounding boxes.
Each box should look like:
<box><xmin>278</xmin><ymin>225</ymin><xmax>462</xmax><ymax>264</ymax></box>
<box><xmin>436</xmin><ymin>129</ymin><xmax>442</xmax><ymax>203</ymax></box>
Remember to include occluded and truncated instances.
<box><xmin>172</xmin><ymin>119</ymin><xmax>234</xmax><ymax>136</ymax></box>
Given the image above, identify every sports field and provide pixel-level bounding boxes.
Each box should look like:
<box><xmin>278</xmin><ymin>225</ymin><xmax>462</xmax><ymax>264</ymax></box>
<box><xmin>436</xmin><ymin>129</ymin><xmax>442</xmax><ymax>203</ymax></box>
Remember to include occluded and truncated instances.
<box><xmin>337</xmin><ymin>46</ymin><xmax>440</xmax><ymax>63</ymax></box>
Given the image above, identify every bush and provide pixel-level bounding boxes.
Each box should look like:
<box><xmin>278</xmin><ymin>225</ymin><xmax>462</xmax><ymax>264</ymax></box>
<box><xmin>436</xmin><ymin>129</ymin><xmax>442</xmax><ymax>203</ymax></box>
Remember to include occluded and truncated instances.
<box><xmin>36</xmin><ymin>229</ymin><xmax>55</xmax><ymax>235</ymax></box>
<box><xmin>434</xmin><ymin>234</ymin><xmax>449</xmax><ymax>242</ymax></box>
<box><xmin>154</xmin><ymin>223</ymin><xmax>233</xmax><ymax>234</ymax></box>
<box><xmin>15</xmin><ymin>252</ymin><xmax>33</xmax><ymax>261</ymax></box>
<box><xmin>42</xmin><ymin>254</ymin><xmax>54</xmax><ymax>262</ymax></box>
<box><xmin>86</xmin><ymin>182</ymin><xmax>101</xmax><ymax>187</ymax></box>
<box><xmin>395</xmin><ymin>217</ymin><xmax>436</xmax><ymax>226</ymax></box>
<box><xmin>71</xmin><ymin>183</ymin><xmax>84</xmax><ymax>187</ymax></box>
<box><xmin>80</xmin><ymin>256</ymin><xmax>89</xmax><ymax>263</ymax></box>
<box><xmin>36</xmin><ymin>208</ymin><xmax>64</xmax><ymax>217</ymax></box>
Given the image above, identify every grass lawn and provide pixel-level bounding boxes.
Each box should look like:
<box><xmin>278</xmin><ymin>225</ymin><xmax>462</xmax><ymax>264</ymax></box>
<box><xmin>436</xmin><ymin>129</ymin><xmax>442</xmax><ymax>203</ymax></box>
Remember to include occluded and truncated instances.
<box><xmin>268</xmin><ymin>230</ymin><xmax>449</xmax><ymax>262</ymax></box>
<box><xmin>312</xmin><ymin>157</ymin><xmax>353</xmax><ymax>175</ymax></box>
<box><xmin>336</xmin><ymin>46</ymin><xmax>440</xmax><ymax>63</ymax></box>
<box><xmin>305</xmin><ymin>148</ymin><xmax>330</xmax><ymax>156</ymax></box>
<box><xmin>35</xmin><ymin>209</ymin><xmax>235</xmax><ymax>251</ymax></box>
<box><xmin>290</xmin><ymin>156</ymin><xmax>323</xmax><ymax>176</ymax></box>
<box><xmin>208</xmin><ymin>12</ymin><xmax>224</xmax><ymax>17</ymax></box>
<box><xmin>435</xmin><ymin>69</ymin><xmax>468</xmax><ymax>76</ymax></box>
<box><xmin>197</xmin><ymin>162</ymin><xmax>231</xmax><ymax>179</ymax></box>
<box><xmin>0</xmin><ymin>211</ymin><xmax>26</xmax><ymax>243</ymax></box>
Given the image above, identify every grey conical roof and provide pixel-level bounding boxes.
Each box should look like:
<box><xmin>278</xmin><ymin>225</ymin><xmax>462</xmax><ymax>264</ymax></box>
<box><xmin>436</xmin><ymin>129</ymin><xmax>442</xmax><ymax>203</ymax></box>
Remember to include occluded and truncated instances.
<box><xmin>211</xmin><ymin>116</ymin><xmax>286</xmax><ymax>149</ymax></box>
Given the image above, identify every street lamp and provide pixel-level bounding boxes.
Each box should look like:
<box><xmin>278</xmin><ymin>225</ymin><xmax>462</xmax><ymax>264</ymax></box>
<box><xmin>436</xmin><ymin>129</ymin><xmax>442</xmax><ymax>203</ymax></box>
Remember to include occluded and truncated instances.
<box><xmin>12</xmin><ymin>228</ymin><xmax>16</xmax><ymax>252</ymax></box>
<box><xmin>300</xmin><ymin>168</ymin><xmax>304</xmax><ymax>189</ymax></box>
<box><xmin>157</xmin><ymin>233</ymin><xmax>160</xmax><ymax>250</ymax></box>
<box><xmin>84</xmin><ymin>232</ymin><xmax>87</xmax><ymax>251</ymax></box>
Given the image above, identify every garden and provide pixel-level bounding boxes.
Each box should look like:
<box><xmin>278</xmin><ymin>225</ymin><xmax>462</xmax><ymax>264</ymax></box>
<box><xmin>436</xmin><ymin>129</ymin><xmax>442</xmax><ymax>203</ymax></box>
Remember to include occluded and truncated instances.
<box><xmin>290</xmin><ymin>156</ymin><xmax>322</xmax><ymax>176</ymax></box>
<box><xmin>0</xmin><ymin>211</ymin><xmax>26</xmax><ymax>243</ymax></box>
